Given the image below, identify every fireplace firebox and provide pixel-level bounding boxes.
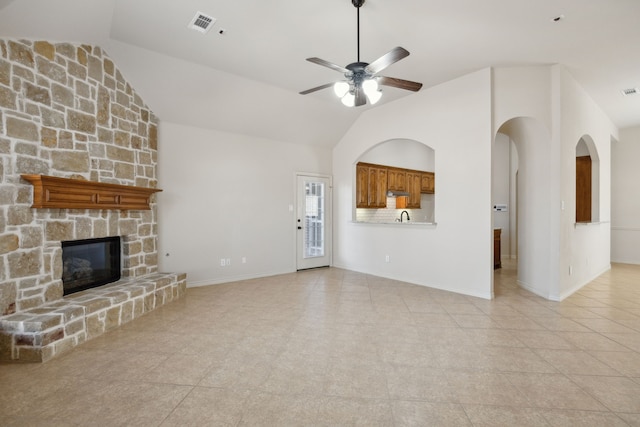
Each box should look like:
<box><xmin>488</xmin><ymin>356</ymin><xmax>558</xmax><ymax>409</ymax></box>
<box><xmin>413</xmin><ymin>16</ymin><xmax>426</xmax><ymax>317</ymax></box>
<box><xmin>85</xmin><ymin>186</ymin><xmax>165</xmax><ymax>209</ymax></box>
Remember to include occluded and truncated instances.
<box><xmin>61</xmin><ymin>236</ymin><xmax>121</xmax><ymax>295</ymax></box>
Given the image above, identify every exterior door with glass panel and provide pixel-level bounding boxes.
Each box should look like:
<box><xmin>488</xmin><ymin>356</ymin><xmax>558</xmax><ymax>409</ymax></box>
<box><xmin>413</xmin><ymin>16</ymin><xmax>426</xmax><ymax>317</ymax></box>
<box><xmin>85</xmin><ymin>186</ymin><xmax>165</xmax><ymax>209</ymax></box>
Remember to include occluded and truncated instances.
<box><xmin>296</xmin><ymin>175</ymin><xmax>331</xmax><ymax>270</ymax></box>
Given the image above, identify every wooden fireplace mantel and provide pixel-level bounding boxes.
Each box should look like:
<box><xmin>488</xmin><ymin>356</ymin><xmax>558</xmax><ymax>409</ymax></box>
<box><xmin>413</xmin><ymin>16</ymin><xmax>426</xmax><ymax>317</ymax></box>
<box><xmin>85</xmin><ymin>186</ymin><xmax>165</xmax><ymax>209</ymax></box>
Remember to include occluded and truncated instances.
<box><xmin>21</xmin><ymin>174</ymin><xmax>162</xmax><ymax>210</ymax></box>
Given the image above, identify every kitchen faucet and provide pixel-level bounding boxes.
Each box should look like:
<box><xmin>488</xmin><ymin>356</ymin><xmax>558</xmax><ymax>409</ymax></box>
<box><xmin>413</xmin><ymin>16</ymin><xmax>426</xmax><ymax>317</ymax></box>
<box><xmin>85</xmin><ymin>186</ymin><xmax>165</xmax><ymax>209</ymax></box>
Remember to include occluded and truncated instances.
<box><xmin>400</xmin><ymin>210</ymin><xmax>410</xmax><ymax>222</ymax></box>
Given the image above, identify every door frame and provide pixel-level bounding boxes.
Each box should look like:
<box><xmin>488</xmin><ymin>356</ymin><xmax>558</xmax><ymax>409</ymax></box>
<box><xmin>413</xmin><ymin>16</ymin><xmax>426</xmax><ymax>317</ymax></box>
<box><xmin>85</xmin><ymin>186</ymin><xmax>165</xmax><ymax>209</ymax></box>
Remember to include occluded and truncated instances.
<box><xmin>294</xmin><ymin>172</ymin><xmax>333</xmax><ymax>270</ymax></box>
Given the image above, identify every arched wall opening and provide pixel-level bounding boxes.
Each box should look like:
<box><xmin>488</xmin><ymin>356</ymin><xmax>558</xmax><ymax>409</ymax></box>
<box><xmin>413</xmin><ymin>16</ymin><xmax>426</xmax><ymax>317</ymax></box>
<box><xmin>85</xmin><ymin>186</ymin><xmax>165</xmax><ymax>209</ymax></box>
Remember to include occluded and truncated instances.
<box><xmin>493</xmin><ymin>133</ymin><xmax>519</xmax><ymax>263</ymax></box>
<box><xmin>575</xmin><ymin>135</ymin><xmax>600</xmax><ymax>223</ymax></box>
<box><xmin>494</xmin><ymin>116</ymin><xmax>553</xmax><ymax>298</ymax></box>
<box><xmin>354</xmin><ymin>138</ymin><xmax>436</xmax><ymax>224</ymax></box>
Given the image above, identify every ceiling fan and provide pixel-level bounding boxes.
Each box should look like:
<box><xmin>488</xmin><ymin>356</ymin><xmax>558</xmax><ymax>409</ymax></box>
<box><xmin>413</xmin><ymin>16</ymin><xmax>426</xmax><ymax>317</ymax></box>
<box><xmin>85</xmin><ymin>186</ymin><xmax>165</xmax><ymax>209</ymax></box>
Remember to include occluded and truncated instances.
<box><xmin>299</xmin><ymin>0</ymin><xmax>422</xmax><ymax>107</ymax></box>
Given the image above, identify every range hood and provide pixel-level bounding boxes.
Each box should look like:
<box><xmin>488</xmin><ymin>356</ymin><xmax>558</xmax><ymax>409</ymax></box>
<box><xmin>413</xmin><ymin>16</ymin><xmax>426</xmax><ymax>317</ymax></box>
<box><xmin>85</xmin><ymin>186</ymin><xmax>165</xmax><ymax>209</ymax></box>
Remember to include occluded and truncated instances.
<box><xmin>387</xmin><ymin>190</ymin><xmax>410</xmax><ymax>197</ymax></box>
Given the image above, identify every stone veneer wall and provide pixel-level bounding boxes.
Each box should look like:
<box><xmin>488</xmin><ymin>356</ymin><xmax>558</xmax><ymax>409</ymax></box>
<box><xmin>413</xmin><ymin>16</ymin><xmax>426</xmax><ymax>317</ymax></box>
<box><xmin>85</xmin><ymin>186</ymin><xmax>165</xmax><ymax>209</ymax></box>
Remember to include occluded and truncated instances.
<box><xmin>0</xmin><ymin>39</ymin><xmax>183</xmax><ymax>361</ymax></box>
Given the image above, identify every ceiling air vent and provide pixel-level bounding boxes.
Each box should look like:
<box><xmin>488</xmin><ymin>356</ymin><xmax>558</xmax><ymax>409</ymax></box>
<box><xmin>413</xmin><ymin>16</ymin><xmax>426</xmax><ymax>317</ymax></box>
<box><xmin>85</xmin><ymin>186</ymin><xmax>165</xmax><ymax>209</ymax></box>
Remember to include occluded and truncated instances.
<box><xmin>188</xmin><ymin>12</ymin><xmax>216</xmax><ymax>34</ymax></box>
<box><xmin>622</xmin><ymin>87</ymin><xmax>639</xmax><ymax>96</ymax></box>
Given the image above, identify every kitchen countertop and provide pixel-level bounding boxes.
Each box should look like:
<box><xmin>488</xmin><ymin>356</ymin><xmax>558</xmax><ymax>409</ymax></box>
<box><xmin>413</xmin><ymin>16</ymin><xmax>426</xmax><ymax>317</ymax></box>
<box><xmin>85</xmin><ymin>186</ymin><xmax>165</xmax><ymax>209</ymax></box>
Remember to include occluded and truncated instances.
<box><xmin>351</xmin><ymin>221</ymin><xmax>437</xmax><ymax>227</ymax></box>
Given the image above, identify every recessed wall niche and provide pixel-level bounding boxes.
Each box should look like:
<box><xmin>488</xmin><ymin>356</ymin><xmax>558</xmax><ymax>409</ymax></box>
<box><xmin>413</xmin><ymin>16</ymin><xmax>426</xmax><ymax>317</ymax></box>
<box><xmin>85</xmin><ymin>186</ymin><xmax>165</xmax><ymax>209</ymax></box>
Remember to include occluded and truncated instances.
<box><xmin>355</xmin><ymin>138</ymin><xmax>435</xmax><ymax>223</ymax></box>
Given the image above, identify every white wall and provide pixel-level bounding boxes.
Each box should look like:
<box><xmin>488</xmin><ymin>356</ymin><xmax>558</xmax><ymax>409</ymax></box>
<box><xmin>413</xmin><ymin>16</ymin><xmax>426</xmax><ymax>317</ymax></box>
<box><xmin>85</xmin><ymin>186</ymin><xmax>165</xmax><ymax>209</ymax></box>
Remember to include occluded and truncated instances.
<box><xmin>509</xmin><ymin>139</ymin><xmax>519</xmax><ymax>258</ymax></box>
<box><xmin>559</xmin><ymin>68</ymin><xmax>616</xmax><ymax>299</ymax></box>
<box><xmin>157</xmin><ymin>121</ymin><xmax>332</xmax><ymax>286</ymax></box>
<box><xmin>104</xmin><ymin>39</ymin><xmax>357</xmax><ymax>148</ymax></box>
<box><xmin>358</xmin><ymin>138</ymin><xmax>435</xmax><ymax>171</ymax></box>
<box><xmin>333</xmin><ymin>69</ymin><xmax>494</xmax><ymax>299</ymax></box>
<box><xmin>492</xmin><ymin>133</ymin><xmax>511</xmax><ymax>257</ymax></box>
<box><xmin>499</xmin><ymin>118</ymin><xmax>554</xmax><ymax>298</ymax></box>
<box><xmin>492</xmin><ymin>65</ymin><xmax>617</xmax><ymax>300</ymax></box>
<box><xmin>612</xmin><ymin>126</ymin><xmax>640</xmax><ymax>264</ymax></box>
<box><xmin>493</xmin><ymin>66</ymin><xmax>553</xmax><ymax>133</ymax></box>
<box><xmin>493</xmin><ymin>66</ymin><xmax>556</xmax><ymax>298</ymax></box>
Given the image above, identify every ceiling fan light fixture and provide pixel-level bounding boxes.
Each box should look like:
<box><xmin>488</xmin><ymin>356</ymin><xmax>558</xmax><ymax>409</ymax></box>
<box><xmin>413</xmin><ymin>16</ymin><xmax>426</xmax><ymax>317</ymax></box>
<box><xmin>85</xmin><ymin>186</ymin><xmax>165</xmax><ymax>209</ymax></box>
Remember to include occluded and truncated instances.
<box><xmin>341</xmin><ymin>92</ymin><xmax>356</xmax><ymax>107</ymax></box>
<box><xmin>334</xmin><ymin>81</ymin><xmax>350</xmax><ymax>98</ymax></box>
<box><xmin>362</xmin><ymin>78</ymin><xmax>381</xmax><ymax>104</ymax></box>
<box><xmin>299</xmin><ymin>0</ymin><xmax>421</xmax><ymax>106</ymax></box>
<box><xmin>362</xmin><ymin>78</ymin><xmax>377</xmax><ymax>93</ymax></box>
<box><xmin>366</xmin><ymin>89</ymin><xmax>382</xmax><ymax>105</ymax></box>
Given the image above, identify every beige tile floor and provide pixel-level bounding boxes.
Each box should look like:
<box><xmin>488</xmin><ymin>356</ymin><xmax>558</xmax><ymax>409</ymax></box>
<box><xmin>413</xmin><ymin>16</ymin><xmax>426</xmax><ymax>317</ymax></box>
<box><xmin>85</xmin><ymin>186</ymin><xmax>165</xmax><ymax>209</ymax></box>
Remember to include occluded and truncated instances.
<box><xmin>2</xmin><ymin>261</ymin><xmax>640</xmax><ymax>426</ymax></box>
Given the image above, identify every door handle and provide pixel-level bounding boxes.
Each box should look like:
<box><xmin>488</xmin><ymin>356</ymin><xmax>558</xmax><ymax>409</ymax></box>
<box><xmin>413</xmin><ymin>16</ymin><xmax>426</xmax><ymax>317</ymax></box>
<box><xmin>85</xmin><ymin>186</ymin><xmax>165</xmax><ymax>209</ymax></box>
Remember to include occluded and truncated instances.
<box><xmin>297</xmin><ymin>226</ymin><xmax>302</xmax><ymax>230</ymax></box>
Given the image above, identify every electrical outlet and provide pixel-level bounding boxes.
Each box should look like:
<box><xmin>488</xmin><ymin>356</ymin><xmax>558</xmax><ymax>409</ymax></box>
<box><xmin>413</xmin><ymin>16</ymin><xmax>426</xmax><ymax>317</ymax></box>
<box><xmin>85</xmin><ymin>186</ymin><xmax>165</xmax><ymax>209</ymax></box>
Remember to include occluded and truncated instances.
<box><xmin>242</xmin><ymin>257</ymin><xmax>247</xmax><ymax>264</ymax></box>
<box><xmin>385</xmin><ymin>255</ymin><xmax>390</xmax><ymax>263</ymax></box>
<box><xmin>226</xmin><ymin>258</ymin><xmax>231</xmax><ymax>266</ymax></box>
<box><xmin>220</xmin><ymin>258</ymin><xmax>225</xmax><ymax>267</ymax></box>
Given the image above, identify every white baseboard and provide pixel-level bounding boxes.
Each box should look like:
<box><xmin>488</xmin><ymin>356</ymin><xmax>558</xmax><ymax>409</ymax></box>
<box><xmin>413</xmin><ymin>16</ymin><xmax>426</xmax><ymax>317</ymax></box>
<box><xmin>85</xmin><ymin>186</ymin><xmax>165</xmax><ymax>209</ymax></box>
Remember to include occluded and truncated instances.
<box><xmin>610</xmin><ymin>258</ymin><xmax>640</xmax><ymax>266</ymax></box>
<box><xmin>332</xmin><ymin>262</ymin><xmax>493</xmax><ymax>300</ymax></box>
<box><xmin>517</xmin><ymin>280</ymin><xmax>550</xmax><ymax>299</ymax></box>
<box><xmin>549</xmin><ymin>264</ymin><xmax>612</xmax><ymax>301</ymax></box>
<box><xmin>186</xmin><ymin>268</ymin><xmax>295</xmax><ymax>288</ymax></box>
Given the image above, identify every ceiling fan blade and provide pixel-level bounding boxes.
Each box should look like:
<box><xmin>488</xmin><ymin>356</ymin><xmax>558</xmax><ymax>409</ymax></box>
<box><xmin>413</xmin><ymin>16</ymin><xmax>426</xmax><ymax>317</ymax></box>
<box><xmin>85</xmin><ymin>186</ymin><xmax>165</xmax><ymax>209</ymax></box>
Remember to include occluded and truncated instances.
<box><xmin>378</xmin><ymin>76</ymin><xmax>423</xmax><ymax>92</ymax></box>
<box><xmin>299</xmin><ymin>82</ymin><xmax>335</xmax><ymax>95</ymax></box>
<box><xmin>306</xmin><ymin>57</ymin><xmax>350</xmax><ymax>74</ymax></box>
<box><xmin>365</xmin><ymin>47</ymin><xmax>410</xmax><ymax>75</ymax></box>
<box><xmin>355</xmin><ymin>86</ymin><xmax>366</xmax><ymax>107</ymax></box>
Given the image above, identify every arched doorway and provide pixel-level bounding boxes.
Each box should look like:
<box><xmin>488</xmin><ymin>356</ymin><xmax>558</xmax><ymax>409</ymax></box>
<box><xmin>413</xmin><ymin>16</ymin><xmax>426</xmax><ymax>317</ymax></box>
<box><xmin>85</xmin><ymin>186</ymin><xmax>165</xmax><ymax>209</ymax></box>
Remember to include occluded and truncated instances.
<box><xmin>492</xmin><ymin>117</ymin><xmax>553</xmax><ymax>298</ymax></box>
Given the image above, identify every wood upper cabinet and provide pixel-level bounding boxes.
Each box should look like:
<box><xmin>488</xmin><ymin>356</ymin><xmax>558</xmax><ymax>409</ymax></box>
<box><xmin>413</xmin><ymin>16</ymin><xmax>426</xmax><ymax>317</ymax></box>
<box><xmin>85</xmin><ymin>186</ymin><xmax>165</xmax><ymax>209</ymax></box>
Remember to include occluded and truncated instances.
<box><xmin>356</xmin><ymin>164</ymin><xmax>369</xmax><ymax>208</ymax></box>
<box><xmin>405</xmin><ymin>171</ymin><xmax>421</xmax><ymax>208</ymax></box>
<box><xmin>421</xmin><ymin>171</ymin><xmax>435</xmax><ymax>194</ymax></box>
<box><xmin>387</xmin><ymin>168</ymin><xmax>406</xmax><ymax>192</ymax></box>
<box><xmin>368</xmin><ymin>166</ymin><xmax>388</xmax><ymax>208</ymax></box>
<box><xmin>356</xmin><ymin>163</ymin><xmax>387</xmax><ymax>208</ymax></box>
<box><xmin>356</xmin><ymin>162</ymin><xmax>434</xmax><ymax>209</ymax></box>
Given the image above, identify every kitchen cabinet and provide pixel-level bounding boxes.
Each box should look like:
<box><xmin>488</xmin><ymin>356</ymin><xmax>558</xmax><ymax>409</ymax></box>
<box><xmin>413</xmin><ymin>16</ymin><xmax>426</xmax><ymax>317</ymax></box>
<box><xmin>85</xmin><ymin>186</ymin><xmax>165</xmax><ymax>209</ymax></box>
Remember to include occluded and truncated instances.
<box><xmin>356</xmin><ymin>163</ymin><xmax>387</xmax><ymax>208</ymax></box>
<box><xmin>368</xmin><ymin>166</ymin><xmax>388</xmax><ymax>208</ymax></box>
<box><xmin>405</xmin><ymin>171</ymin><xmax>421</xmax><ymax>208</ymax></box>
<box><xmin>387</xmin><ymin>168</ymin><xmax>406</xmax><ymax>192</ymax></box>
<box><xmin>421</xmin><ymin>172</ymin><xmax>435</xmax><ymax>194</ymax></box>
<box><xmin>356</xmin><ymin>164</ymin><xmax>369</xmax><ymax>208</ymax></box>
<box><xmin>356</xmin><ymin>162</ymin><xmax>434</xmax><ymax>209</ymax></box>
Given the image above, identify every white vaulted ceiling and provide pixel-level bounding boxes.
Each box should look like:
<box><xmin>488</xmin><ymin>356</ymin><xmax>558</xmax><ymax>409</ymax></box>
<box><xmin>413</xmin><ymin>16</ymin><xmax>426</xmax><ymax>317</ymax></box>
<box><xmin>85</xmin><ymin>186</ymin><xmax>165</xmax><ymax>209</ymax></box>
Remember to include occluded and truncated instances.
<box><xmin>1</xmin><ymin>0</ymin><xmax>639</xmax><ymax>146</ymax></box>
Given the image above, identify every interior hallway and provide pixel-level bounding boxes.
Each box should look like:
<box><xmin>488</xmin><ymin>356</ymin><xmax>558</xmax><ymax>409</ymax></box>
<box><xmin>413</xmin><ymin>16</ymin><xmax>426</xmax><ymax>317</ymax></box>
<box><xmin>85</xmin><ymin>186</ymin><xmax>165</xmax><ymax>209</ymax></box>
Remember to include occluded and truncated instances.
<box><xmin>2</xmin><ymin>262</ymin><xmax>640</xmax><ymax>426</ymax></box>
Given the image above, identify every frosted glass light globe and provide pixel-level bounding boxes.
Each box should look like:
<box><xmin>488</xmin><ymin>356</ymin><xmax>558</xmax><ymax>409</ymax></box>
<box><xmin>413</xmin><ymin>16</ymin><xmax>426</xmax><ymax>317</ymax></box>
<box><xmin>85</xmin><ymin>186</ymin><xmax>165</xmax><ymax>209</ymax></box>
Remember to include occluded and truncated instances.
<box><xmin>341</xmin><ymin>92</ymin><xmax>355</xmax><ymax>107</ymax></box>
<box><xmin>362</xmin><ymin>78</ymin><xmax>378</xmax><ymax>95</ymax></box>
<box><xmin>334</xmin><ymin>81</ymin><xmax>350</xmax><ymax>98</ymax></box>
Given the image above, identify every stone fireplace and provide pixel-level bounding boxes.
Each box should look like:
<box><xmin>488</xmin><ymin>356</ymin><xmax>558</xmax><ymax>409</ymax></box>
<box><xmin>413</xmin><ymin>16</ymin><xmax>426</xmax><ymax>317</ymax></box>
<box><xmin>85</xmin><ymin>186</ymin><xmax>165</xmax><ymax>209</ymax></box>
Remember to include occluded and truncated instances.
<box><xmin>0</xmin><ymin>39</ymin><xmax>186</xmax><ymax>362</ymax></box>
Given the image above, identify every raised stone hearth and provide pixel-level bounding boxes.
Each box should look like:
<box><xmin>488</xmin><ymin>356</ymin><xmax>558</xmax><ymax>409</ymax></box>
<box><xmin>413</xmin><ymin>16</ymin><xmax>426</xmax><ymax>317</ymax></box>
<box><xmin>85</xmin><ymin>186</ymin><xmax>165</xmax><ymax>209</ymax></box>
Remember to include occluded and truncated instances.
<box><xmin>0</xmin><ymin>273</ymin><xmax>186</xmax><ymax>362</ymax></box>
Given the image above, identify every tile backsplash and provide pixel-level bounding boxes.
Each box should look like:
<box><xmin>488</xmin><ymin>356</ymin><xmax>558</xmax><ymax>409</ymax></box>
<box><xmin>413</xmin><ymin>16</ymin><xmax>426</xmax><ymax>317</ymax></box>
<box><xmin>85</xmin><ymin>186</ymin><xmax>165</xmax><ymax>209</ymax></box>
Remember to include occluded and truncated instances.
<box><xmin>356</xmin><ymin>195</ymin><xmax>435</xmax><ymax>223</ymax></box>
